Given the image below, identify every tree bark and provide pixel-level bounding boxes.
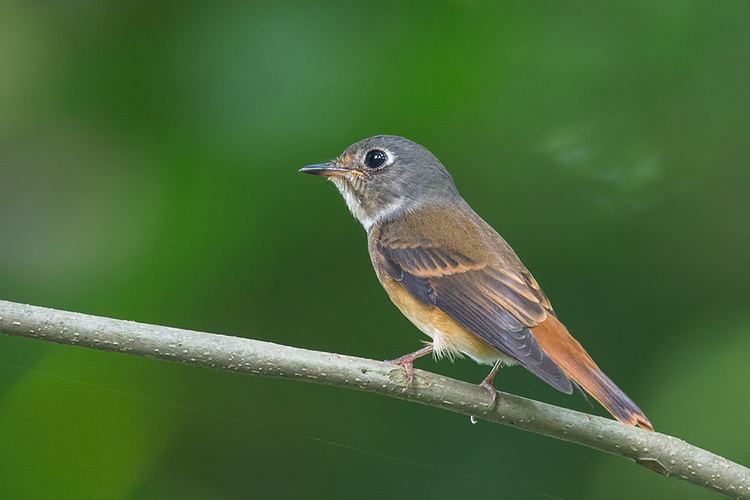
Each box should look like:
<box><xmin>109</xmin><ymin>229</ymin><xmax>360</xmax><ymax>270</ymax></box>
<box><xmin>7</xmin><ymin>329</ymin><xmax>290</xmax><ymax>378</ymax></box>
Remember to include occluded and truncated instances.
<box><xmin>0</xmin><ymin>300</ymin><xmax>747</xmax><ymax>498</ymax></box>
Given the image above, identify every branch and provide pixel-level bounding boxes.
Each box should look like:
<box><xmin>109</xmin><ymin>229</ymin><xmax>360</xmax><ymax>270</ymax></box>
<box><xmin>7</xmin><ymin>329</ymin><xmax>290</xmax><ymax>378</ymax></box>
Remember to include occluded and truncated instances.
<box><xmin>0</xmin><ymin>300</ymin><xmax>747</xmax><ymax>497</ymax></box>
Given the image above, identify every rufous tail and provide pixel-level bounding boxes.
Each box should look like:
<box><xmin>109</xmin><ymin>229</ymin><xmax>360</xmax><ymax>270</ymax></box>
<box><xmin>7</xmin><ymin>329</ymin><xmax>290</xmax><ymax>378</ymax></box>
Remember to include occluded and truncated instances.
<box><xmin>532</xmin><ymin>316</ymin><xmax>653</xmax><ymax>431</ymax></box>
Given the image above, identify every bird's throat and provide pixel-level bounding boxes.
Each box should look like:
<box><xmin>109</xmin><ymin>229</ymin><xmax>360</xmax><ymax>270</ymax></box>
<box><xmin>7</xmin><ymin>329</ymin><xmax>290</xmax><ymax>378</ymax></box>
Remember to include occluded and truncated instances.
<box><xmin>330</xmin><ymin>177</ymin><xmax>404</xmax><ymax>232</ymax></box>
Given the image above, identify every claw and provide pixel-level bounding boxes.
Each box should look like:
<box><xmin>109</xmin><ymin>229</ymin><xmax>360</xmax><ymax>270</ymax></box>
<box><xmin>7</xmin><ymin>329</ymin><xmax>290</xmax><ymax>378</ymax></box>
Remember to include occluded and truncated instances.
<box><xmin>479</xmin><ymin>359</ymin><xmax>503</xmax><ymax>407</ymax></box>
<box><xmin>480</xmin><ymin>380</ymin><xmax>498</xmax><ymax>407</ymax></box>
<box><xmin>391</xmin><ymin>358</ymin><xmax>415</xmax><ymax>385</ymax></box>
<box><xmin>386</xmin><ymin>344</ymin><xmax>433</xmax><ymax>386</ymax></box>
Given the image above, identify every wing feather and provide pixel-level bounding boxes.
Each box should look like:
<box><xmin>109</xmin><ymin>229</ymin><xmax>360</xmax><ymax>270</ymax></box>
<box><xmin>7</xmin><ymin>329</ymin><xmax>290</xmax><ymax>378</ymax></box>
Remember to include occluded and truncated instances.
<box><xmin>377</xmin><ymin>238</ymin><xmax>573</xmax><ymax>393</ymax></box>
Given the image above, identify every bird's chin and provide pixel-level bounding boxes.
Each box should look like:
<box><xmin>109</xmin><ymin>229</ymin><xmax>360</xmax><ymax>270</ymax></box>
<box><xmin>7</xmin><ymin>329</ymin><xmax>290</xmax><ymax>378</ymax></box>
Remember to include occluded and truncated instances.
<box><xmin>328</xmin><ymin>172</ymin><xmax>359</xmax><ymax>189</ymax></box>
<box><xmin>328</xmin><ymin>176</ymin><xmax>372</xmax><ymax>228</ymax></box>
<box><xmin>329</xmin><ymin>175</ymin><xmax>356</xmax><ymax>197</ymax></box>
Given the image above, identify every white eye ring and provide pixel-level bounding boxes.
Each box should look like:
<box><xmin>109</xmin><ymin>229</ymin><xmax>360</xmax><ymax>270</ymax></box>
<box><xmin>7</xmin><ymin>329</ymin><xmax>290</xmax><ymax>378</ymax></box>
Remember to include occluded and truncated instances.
<box><xmin>364</xmin><ymin>149</ymin><xmax>390</xmax><ymax>169</ymax></box>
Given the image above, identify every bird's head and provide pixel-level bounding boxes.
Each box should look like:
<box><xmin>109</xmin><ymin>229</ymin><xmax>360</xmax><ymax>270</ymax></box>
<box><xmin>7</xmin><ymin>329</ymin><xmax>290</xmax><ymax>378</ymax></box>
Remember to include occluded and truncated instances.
<box><xmin>299</xmin><ymin>135</ymin><xmax>458</xmax><ymax>230</ymax></box>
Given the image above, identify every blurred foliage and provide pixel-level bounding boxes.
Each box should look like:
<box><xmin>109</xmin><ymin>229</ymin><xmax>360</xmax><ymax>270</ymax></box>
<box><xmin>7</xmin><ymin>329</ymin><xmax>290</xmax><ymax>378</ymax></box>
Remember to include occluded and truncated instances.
<box><xmin>0</xmin><ymin>1</ymin><xmax>748</xmax><ymax>499</ymax></box>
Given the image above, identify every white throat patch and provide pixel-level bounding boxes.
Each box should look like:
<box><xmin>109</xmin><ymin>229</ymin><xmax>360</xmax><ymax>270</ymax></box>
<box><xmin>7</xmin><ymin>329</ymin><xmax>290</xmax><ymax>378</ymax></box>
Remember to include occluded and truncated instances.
<box><xmin>330</xmin><ymin>178</ymin><xmax>403</xmax><ymax>232</ymax></box>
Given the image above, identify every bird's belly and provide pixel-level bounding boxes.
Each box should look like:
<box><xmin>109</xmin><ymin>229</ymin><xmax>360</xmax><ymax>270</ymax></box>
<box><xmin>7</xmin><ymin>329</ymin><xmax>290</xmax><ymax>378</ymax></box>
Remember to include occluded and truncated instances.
<box><xmin>406</xmin><ymin>311</ymin><xmax>508</xmax><ymax>365</ymax></box>
<box><xmin>381</xmin><ymin>276</ymin><xmax>514</xmax><ymax>366</ymax></box>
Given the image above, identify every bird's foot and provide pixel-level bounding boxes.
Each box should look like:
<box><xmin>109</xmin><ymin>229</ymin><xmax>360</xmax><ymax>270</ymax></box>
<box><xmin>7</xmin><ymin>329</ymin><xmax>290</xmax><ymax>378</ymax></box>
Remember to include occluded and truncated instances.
<box><xmin>390</xmin><ymin>358</ymin><xmax>416</xmax><ymax>385</ymax></box>
<box><xmin>479</xmin><ymin>359</ymin><xmax>503</xmax><ymax>407</ymax></box>
<box><xmin>386</xmin><ymin>344</ymin><xmax>434</xmax><ymax>386</ymax></box>
<box><xmin>479</xmin><ymin>380</ymin><xmax>498</xmax><ymax>408</ymax></box>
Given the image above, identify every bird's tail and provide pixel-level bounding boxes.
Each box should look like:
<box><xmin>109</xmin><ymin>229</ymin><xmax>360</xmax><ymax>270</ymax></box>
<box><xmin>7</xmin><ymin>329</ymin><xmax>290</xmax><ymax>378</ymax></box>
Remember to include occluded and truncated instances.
<box><xmin>532</xmin><ymin>316</ymin><xmax>653</xmax><ymax>431</ymax></box>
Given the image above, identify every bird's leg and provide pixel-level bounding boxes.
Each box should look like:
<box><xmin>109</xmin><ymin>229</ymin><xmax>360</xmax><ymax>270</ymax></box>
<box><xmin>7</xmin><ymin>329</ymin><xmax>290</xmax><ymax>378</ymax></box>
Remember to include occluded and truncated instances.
<box><xmin>387</xmin><ymin>344</ymin><xmax>434</xmax><ymax>385</ymax></box>
<box><xmin>480</xmin><ymin>360</ymin><xmax>503</xmax><ymax>407</ymax></box>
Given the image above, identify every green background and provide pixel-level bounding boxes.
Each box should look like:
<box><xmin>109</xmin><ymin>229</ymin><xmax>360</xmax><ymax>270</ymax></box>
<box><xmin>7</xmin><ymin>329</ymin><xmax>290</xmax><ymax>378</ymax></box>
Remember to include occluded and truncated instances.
<box><xmin>1</xmin><ymin>1</ymin><xmax>748</xmax><ymax>499</ymax></box>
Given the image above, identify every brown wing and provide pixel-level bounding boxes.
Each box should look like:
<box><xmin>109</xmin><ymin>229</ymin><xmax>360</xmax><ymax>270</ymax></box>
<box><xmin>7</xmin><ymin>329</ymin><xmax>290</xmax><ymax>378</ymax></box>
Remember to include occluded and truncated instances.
<box><xmin>372</xmin><ymin>209</ymin><xmax>573</xmax><ymax>394</ymax></box>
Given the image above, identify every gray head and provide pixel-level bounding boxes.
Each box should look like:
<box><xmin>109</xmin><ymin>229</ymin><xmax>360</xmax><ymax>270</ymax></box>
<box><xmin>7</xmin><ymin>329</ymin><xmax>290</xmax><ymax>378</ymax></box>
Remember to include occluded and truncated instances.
<box><xmin>299</xmin><ymin>135</ymin><xmax>459</xmax><ymax>230</ymax></box>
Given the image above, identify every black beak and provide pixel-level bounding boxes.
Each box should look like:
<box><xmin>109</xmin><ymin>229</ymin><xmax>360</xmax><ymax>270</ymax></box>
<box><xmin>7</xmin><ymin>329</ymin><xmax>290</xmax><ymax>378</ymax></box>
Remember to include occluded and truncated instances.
<box><xmin>298</xmin><ymin>162</ymin><xmax>350</xmax><ymax>177</ymax></box>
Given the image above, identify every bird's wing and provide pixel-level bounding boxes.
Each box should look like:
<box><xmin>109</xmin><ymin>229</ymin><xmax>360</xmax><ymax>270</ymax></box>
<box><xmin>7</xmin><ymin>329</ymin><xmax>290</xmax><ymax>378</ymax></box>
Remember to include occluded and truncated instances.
<box><xmin>373</xmin><ymin>209</ymin><xmax>573</xmax><ymax>393</ymax></box>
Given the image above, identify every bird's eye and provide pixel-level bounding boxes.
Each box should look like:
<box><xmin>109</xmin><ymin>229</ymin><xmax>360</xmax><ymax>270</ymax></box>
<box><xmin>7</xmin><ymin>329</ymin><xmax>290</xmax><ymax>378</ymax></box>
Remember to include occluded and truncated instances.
<box><xmin>364</xmin><ymin>149</ymin><xmax>388</xmax><ymax>169</ymax></box>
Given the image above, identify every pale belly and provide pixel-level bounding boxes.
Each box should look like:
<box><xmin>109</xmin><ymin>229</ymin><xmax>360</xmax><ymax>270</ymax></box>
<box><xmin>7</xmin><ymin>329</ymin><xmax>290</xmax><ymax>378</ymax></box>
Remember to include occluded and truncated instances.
<box><xmin>381</xmin><ymin>275</ymin><xmax>516</xmax><ymax>366</ymax></box>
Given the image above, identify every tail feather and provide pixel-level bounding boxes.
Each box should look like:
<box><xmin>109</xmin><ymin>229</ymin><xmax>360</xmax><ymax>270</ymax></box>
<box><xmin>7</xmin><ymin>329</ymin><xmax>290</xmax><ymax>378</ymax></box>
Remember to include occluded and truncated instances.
<box><xmin>532</xmin><ymin>316</ymin><xmax>653</xmax><ymax>431</ymax></box>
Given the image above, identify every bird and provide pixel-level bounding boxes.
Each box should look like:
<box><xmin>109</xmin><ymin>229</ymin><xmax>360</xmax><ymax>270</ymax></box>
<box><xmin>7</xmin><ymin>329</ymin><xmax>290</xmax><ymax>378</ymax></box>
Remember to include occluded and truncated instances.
<box><xmin>299</xmin><ymin>135</ymin><xmax>653</xmax><ymax>430</ymax></box>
